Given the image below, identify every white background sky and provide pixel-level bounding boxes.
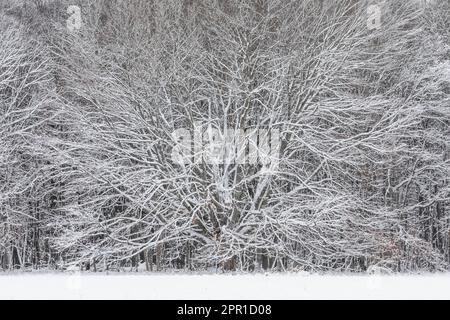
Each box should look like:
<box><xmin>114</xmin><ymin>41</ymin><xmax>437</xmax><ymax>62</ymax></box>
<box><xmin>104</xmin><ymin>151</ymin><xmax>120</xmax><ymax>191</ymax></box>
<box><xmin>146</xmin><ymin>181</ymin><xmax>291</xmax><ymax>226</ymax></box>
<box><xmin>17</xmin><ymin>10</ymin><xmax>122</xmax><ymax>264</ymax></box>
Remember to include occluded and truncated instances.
<box><xmin>0</xmin><ymin>274</ymin><xmax>449</xmax><ymax>300</ymax></box>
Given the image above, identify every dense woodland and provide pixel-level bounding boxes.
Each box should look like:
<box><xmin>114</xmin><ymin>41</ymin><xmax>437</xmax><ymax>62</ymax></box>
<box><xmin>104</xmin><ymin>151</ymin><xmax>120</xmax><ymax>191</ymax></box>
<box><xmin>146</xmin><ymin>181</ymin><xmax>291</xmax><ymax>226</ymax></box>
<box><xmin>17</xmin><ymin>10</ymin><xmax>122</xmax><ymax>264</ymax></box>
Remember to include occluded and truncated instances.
<box><xmin>0</xmin><ymin>0</ymin><xmax>449</xmax><ymax>272</ymax></box>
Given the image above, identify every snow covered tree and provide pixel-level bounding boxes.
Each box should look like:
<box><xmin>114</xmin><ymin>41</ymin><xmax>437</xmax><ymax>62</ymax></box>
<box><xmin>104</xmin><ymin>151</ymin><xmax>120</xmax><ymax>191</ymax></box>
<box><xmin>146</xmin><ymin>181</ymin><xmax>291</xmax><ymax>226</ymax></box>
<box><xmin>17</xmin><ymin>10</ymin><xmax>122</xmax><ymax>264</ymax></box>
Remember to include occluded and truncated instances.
<box><xmin>0</xmin><ymin>0</ymin><xmax>448</xmax><ymax>272</ymax></box>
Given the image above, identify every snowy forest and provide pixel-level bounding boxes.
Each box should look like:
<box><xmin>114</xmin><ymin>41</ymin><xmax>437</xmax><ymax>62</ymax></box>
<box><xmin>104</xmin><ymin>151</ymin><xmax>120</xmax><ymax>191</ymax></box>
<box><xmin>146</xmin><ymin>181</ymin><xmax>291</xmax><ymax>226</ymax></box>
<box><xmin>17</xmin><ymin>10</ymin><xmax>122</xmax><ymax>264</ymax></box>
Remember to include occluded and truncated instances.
<box><xmin>0</xmin><ymin>0</ymin><xmax>449</xmax><ymax>273</ymax></box>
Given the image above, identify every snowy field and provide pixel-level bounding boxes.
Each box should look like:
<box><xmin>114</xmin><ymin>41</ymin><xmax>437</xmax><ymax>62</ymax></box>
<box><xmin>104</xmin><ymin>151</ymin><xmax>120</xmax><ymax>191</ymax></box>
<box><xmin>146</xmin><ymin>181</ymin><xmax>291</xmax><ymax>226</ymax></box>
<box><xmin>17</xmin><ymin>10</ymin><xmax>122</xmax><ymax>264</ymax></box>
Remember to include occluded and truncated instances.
<box><xmin>0</xmin><ymin>273</ymin><xmax>449</xmax><ymax>300</ymax></box>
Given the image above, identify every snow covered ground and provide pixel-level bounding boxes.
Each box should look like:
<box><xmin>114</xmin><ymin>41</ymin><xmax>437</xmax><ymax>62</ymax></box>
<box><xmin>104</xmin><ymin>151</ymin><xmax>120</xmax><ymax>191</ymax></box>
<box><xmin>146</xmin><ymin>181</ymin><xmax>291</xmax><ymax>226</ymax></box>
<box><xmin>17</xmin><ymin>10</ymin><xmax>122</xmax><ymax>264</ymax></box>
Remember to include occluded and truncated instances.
<box><xmin>0</xmin><ymin>273</ymin><xmax>449</xmax><ymax>300</ymax></box>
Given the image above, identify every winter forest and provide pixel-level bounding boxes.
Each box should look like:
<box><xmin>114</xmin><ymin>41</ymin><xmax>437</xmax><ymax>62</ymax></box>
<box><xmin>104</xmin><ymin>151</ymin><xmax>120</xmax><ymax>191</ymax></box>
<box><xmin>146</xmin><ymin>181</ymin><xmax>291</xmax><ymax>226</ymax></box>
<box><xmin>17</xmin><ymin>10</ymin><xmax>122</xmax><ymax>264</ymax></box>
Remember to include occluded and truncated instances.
<box><xmin>0</xmin><ymin>0</ymin><xmax>449</xmax><ymax>274</ymax></box>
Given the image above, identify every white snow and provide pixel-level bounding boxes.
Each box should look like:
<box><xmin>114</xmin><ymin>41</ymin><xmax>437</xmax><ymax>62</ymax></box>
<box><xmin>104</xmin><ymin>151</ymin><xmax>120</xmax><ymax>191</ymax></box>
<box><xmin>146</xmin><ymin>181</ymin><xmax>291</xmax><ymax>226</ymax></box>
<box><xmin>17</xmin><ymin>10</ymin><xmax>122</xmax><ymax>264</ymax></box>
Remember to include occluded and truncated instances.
<box><xmin>0</xmin><ymin>273</ymin><xmax>449</xmax><ymax>300</ymax></box>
